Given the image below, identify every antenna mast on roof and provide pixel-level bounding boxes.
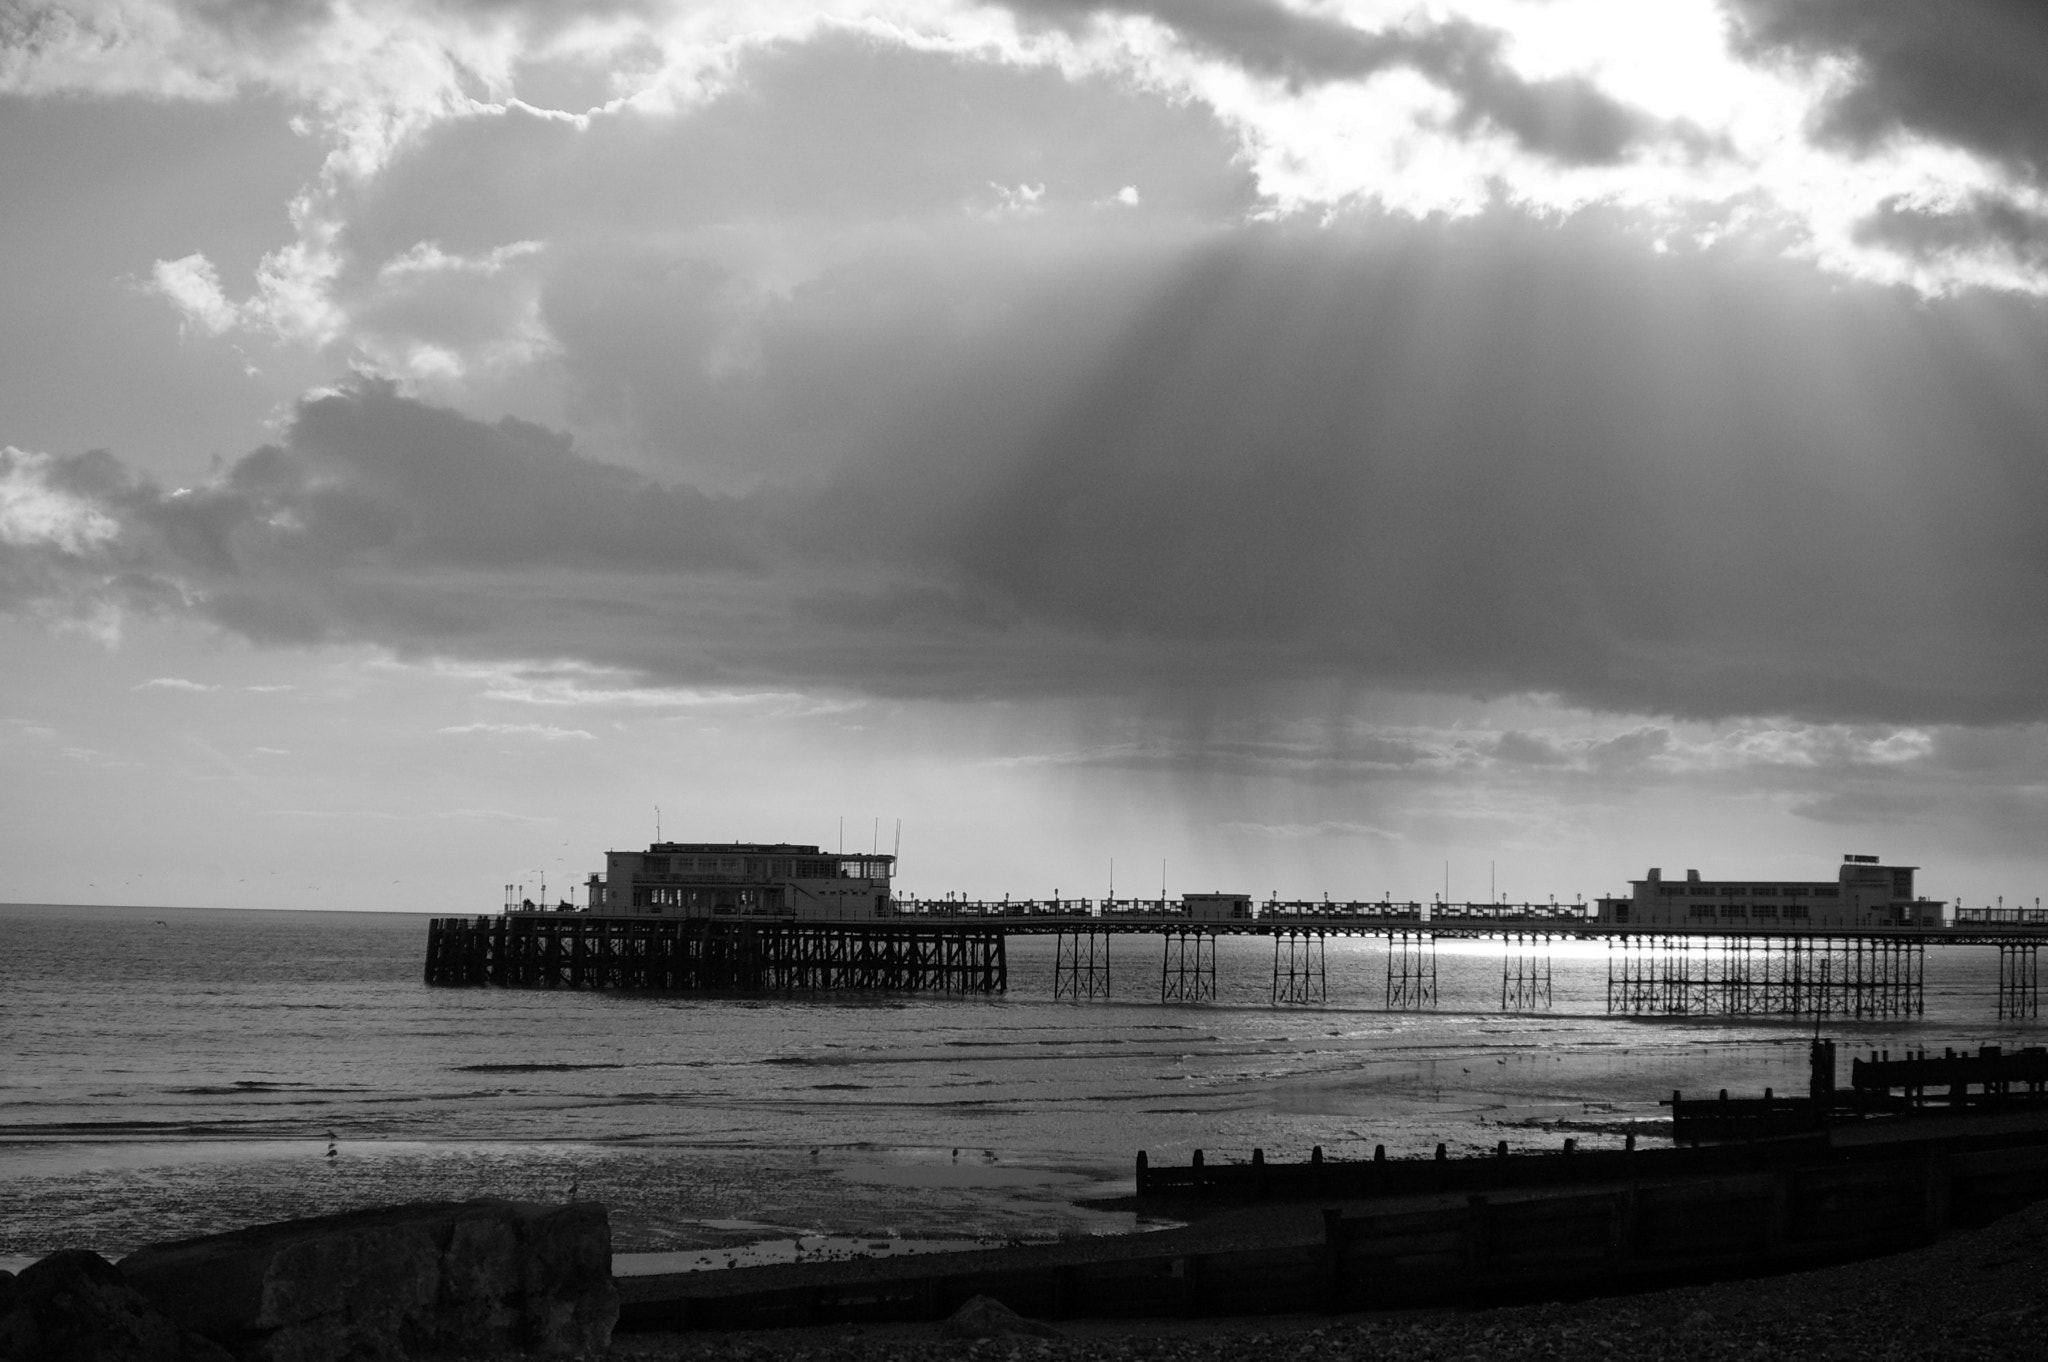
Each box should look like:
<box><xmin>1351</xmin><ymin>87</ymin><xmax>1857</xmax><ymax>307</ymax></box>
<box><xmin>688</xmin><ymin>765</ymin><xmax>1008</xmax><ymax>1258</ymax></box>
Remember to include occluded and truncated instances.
<box><xmin>655</xmin><ymin>805</ymin><xmax>661</xmax><ymax>842</ymax></box>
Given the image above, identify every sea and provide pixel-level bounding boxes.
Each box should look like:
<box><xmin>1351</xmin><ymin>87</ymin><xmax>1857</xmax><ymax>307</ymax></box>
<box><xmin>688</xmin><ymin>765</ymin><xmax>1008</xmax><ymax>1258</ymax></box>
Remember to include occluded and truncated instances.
<box><xmin>2</xmin><ymin>902</ymin><xmax>2038</xmax><ymax>1274</ymax></box>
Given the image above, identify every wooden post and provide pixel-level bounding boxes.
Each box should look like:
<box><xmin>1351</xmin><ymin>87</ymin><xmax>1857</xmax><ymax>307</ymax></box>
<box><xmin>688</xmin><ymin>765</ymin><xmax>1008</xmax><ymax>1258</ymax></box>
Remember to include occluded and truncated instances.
<box><xmin>1766</xmin><ymin>1168</ymin><xmax>1793</xmax><ymax>1254</ymax></box>
<box><xmin>1179</xmin><ymin>1254</ymin><xmax>1204</xmax><ymax>1317</ymax></box>
<box><xmin>1135</xmin><ymin>1149</ymin><xmax>1148</xmax><ymax>1195</ymax></box>
<box><xmin>1464</xmin><ymin>1195</ymin><xmax>1492</xmax><ymax>1304</ymax></box>
<box><xmin>1924</xmin><ymin>1149</ymin><xmax>1951</xmax><ymax>1239</ymax></box>
<box><xmin>1322</xmin><ymin>1208</ymin><xmax>1347</xmax><ymax>1314</ymax></box>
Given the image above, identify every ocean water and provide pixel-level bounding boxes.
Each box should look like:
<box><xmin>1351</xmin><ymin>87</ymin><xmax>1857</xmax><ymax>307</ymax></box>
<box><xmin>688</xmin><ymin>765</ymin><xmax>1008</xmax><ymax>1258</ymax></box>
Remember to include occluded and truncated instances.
<box><xmin>2</xmin><ymin>902</ymin><xmax>2037</xmax><ymax>1268</ymax></box>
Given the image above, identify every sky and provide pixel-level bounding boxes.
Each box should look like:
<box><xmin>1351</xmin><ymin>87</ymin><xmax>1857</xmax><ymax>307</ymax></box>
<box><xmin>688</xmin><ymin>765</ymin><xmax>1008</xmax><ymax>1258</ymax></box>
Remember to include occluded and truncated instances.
<box><xmin>5</xmin><ymin>0</ymin><xmax>2048</xmax><ymax>913</ymax></box>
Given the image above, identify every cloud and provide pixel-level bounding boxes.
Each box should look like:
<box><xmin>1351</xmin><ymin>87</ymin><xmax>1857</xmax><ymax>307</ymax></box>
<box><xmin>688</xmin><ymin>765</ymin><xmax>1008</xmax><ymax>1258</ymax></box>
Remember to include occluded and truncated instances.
<box><xmin>133</xmin><ymin>677</ymin><xmax>218</xmax><ymax>692</ymax></box>
<box><xmin>26</xmin><ymin>0</ymin><xmax>2048</xmax><ymax>447</ymax></box>
<box><xmin>1219</xmin><ymin>820</ymin><xmax>1405</xmax><ymax>841</ymax></box>
<box><xmin>150</xmin><ymin>254</ymin><xmax>244</xmax><ymax>336</ymax></box>
<box><xmin>1852</xmin><ymin>190</ymin><xmax>2048</xmax><ymax>282</ymax></box>
<box><xmin>437</xmin><ymin>721</ymin><xmax>594</xmax><ymax>740</ymax></box>
<box><xmin>12</xmin><ymin>214</ymin><xmax>2048</xmax><ymax>727</ymax></box>
<box><xmin>1008</xmin><ymin>0</ymin><xmax>1694</xmax><ymax>166</ymax></box>
<box><xmin>0</xmin><ymin>447</ymin><xmax>120</xmax><ymax>553</ymax></box>
<box><xmin>1728</xmin><ymin>0</ymin><xmax>2048</xmax><ymax>179</ymax></box>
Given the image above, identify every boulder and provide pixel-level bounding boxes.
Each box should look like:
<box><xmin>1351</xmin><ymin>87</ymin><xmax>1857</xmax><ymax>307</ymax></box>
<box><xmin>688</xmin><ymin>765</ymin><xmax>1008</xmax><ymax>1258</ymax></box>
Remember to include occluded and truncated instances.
<box><xmin>117</xmin><ymin>1200</ymin><xmax>616</xmax><ymax>1362</ymax></box>
<box><xmin>0</xmin><ymin>1249</ymin><xmax>230</xmax><ymax>1362</ymax></box>
<box><xmin>938</xmin><ymin>1295</ymin><xmax>1062</xmax><ymax>1340</ymax></box>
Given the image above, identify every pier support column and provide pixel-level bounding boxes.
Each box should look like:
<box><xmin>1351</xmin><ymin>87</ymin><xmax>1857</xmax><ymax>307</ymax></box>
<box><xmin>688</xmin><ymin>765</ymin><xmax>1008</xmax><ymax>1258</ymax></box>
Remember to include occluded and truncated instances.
<box><xmin>1500</xmin><ymin>932</ymin><xmax>1552</xmax><ymax>1011</ymax></box>
<box><xmin>1055</xmin><ymin>928</ymin><xmax>1111</xmax><ymax>1000</ymax></box>
<box><xmin>1998</xmin><ymin>943</ymin><xmax>2040</xmax><ymax>1020</ymax></box>
<box><xmin>1271</xmin><ymin>928</ymin><xmax>1325</xmax><ymax>1005</ymax></box>
<box><xmin>1162</xmin><ymin>929</ymin><xmax>1218</xmax><ymax>1002</ymax></box>
<box><xmin>1385</xmin><ymin>931</ymin><xmax>1437</xmax><ymax>1009</ymax></box>
<box><xmin>1606</xmin><ymin>934</ymin><xmax>1665</xmax><ymax>1016</ymax></box>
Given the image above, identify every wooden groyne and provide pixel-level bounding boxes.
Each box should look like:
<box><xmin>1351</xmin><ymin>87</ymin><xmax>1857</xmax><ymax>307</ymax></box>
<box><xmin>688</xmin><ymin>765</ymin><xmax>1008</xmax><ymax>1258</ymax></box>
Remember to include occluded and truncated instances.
<box><xmin>1668</xmin><ymin>1041</ymin><xmax>2048</xmax><ymax>1142</ymax></box>
<box><xmin>424</xmin><ymin>915</ymin><xmax>1005</xmax><ymax>993</ymax></box>
<box><xmin>616</xmin><ymin>1121</ymin><xmax>2048</xmax><ymax>1331</ymax></box>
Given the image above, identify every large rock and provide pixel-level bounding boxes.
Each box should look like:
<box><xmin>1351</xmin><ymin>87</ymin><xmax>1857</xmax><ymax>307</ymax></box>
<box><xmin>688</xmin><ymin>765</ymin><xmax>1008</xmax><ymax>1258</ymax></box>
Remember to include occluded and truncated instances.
<box><xmin>0</xmin><ymin>1249</ymin><xmax>229</xmax><ymax>1362</ymax></box>
<box><xmin>116</xmin><ymin>1200</ymin><xmax>616</xmax><ymax>1362</ymax></box>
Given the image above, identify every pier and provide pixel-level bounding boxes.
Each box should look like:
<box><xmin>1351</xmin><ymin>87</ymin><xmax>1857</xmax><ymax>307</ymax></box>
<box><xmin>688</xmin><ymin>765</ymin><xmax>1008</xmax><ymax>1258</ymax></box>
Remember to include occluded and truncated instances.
<box><xmin>426</xmin><ymin>901</ymin><xmax>2048</xmax><ymax>1018</ymax></box>
<box><xmin>423</xmin><ymin>915</ymin><xmax>1004</xmax><ymax>994</ymax></box>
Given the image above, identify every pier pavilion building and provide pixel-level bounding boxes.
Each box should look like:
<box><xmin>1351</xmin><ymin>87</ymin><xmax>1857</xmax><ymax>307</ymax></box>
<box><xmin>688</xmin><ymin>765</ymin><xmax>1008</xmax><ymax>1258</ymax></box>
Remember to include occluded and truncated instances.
<box><xmin>1593</xmin><ymin>854</ymin><xmax>1945</xmax><ymax>928</ymax></box>
<box><xmin>587</xmin><ymin>842</ymin><xmax>895</xmax><ymax>920</ymax></box>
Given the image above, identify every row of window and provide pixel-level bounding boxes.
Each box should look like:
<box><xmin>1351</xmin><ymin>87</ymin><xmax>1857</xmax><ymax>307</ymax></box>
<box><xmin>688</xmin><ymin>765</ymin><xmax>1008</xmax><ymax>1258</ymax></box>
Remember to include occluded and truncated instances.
<box><xmin>1686</xmin><ymin>904</ymin><xmax>1813</xmax><ymax>920</ymax></box>
<box><xmin>1658</xmin><ymin>884</ymin><xmax>1840</xmax><ymax>899</ymax></box>
<box><xmin>636</xmin><ymin>886</ymin><xmax>771</xmax><ymax>907</ymax></box>
<box><xmin>638</xmin><ymin>856</ymin><xmax>839</xmax><ymax>878</ymax></box>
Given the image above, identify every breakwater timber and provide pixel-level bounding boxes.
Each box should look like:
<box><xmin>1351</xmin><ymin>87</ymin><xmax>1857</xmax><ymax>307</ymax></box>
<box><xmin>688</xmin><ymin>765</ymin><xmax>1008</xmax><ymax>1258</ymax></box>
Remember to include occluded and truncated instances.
<box><xmin>1669</xmin><ymin>1039</ymin><xmax>2048</xmax><ymax>1140</ymax></box>
<box><xmin>426</xmin><ymin>906</ymin><xmax>2048</xmax><ymax>1017</ymax></box>
<box><xmin>616</xmin><ymin>1116</ymin><xmax>2048</xmax><ymax>1331</ymax></box>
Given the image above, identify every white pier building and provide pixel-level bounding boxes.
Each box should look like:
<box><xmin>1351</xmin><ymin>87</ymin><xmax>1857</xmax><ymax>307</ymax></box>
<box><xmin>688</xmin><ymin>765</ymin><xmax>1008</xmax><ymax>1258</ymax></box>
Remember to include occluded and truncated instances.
<box><xmin>1592</xmin><ymin>854</ymin><xmax>1945</xmax><ymax>928</ymax></box>
<box><xmin>586</xmin><ymin>842</ymin><xmax>895</xmax><ymax>920</ymax></box>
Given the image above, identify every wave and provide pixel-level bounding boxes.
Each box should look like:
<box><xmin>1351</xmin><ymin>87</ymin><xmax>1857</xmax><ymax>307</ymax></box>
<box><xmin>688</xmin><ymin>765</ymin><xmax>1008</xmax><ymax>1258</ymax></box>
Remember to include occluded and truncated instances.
<box><xmin>452</xmin><ymin>1063</ymin><xmax>628</xmax><ymax>1073</ymax></box>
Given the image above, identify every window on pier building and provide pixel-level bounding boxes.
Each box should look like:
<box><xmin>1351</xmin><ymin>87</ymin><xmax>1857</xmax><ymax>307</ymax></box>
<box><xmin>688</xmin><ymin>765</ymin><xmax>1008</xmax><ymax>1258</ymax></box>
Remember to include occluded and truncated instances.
<box><xmin>644</xmin><ymin>856</ymin><xmax>669</xmax><ymax>874</ymax></box>
<box><xmin>1690</xmin><ymin>885</ymin><xmax>1715</xmax><ymax>896</ymax></box>
<box><xmin>1784</xmin><ymin>905</ymin><xmax>1810</xmax><ymax>920</ymax></box>
<box><xmin>1721</xmin><ymin>886</ymin><xmax>1744</xmax><ymax>897</ymax></box>
<box><xmin>1658</xmin><ymin>884</ymin><xmax>1685</xmax><ymax>897</ymax></box>
<box><xmin>1753</xmin><ymin>905</ymin><xmax>1780</xmax><ymax>920</ymax></box>
<box><xmin>1720</xmin><ymin>904</ymin><xmax>1747</xmax><ymax>918</ymax></box>
<box><xmin>1690</xmin><ymin>904</ymin><xmax>1714</xmax><ymax>918</ymax></box>
<box><xmin>1786</xmin><ymin>886</ymin><xmax>1810</xmax><ymax>898</ymax></box>
<box><xmin>1812</xmin><ymin>886</ymin><xmax>1839</xmax><ymax>898</ymax></box>
<box><xmin>1750</xmin><ymin>886</ymin><xmax>1778</xmax><ymax>897</ymax></box>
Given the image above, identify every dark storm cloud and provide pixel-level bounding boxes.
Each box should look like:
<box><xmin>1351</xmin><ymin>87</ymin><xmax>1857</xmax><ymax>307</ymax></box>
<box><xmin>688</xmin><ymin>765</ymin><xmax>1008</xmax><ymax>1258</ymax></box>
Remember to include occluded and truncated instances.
<box><xmin>13</xmin><ymin>214</ymin><xmax>2048</xmax><ymax>722</ymax></box>
<box><xmin>1004</xmin><ymin>0</ymin><xmax>1693</xmax><ymax>164</ymax></box>
<box><xmin>1854</xmin><ymin>192</ymin><xmax>2048</xmax><ymax>272</ymax></box>
<box><xmin>1</xmin><ymin>380</ymin><xmax>757</xmax><ymax>648</ymax></box>
<box><xmin>1728</xmin><ymin>0</ymin><xmax>2048</xmax><ymax>178</ymax></box>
